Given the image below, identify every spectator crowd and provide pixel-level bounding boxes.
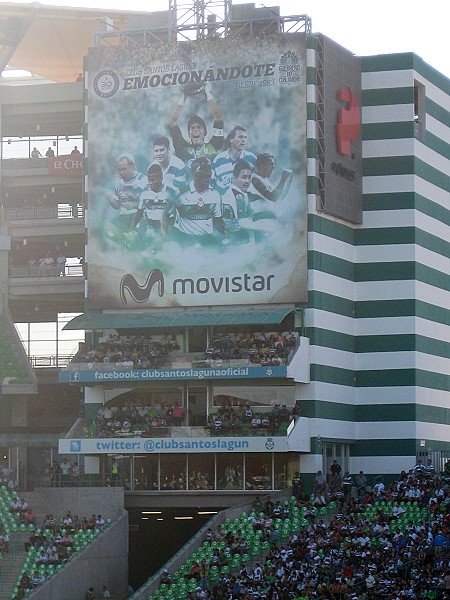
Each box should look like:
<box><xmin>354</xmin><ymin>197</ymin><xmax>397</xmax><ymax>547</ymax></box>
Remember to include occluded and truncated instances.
<box><xmin>156</xmin><ymin>459</ymin><xmax>450</xmax><ymax>600</ymax></box>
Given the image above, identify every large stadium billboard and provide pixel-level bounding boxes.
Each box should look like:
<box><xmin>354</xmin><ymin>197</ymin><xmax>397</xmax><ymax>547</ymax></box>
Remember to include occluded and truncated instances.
<box><xmin>86</xmin><ymin>34</ymin><xmax>307</xmax><ymax>309</ymax></box>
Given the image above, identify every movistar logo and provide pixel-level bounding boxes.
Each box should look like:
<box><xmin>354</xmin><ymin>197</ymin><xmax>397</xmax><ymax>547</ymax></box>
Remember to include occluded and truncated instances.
<box><xmin>120</xmin><ymin>269</ymin><xmax>165</xmax><ymax>305</ymax></box>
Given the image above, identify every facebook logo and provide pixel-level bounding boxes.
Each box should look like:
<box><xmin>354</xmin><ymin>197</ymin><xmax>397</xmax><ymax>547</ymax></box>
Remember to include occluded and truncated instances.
<box><xmin>70</xmin><ymin>372</ymin><xmax>80</xmax><ymax>382</ymax></box>
<box><xmin>70</xmin><ymin>440</ymin><xmax>81</xmax><ymax>452</ymax></box>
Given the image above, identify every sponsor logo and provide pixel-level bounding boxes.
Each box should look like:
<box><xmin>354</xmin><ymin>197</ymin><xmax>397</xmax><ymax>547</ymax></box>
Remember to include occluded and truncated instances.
<box><xmin>69</xmin><ymin>371</ymin><xmax>80</xmax><ymax>382</ymax></box>
<box><xmin>93</xmin><ymin>70</ymin><xmax>120</xmax><ymax>98</ymax></box>
<box><xmin>120</xmin><ymin>269</ymin><xmax>164</xmax><ymax>305</ymax></box>
<box><xmin>278</xmin><ymin>50</ymin><xmax>301</xmax><ymax>84</ymax></box>
<box><xmin>336</xmin><ymin>87</ymin><xmax>360</xmax><ymax>157</ymax></box>
<box><xmin>70</xmin><ymin>440</ymin><xmax>81</xmax><ymax>452</ymax></box>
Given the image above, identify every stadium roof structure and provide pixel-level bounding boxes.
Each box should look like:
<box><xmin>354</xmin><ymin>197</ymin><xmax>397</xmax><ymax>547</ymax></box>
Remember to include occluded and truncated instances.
<box><xmin>0</xmin><ymin>2</ymin><xmax>156</xmax><ymax>82</ymax></box>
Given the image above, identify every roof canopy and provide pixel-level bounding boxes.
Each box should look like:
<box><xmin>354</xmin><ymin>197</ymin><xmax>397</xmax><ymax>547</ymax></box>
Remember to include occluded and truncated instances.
<box><xmin>0</xmin><ymin>3</ymin><xmax>156</xmax><ymax>82</ymax></box>
<box><xmin>64</xmin><ymin>307</ymin><xmax>296</xmax><ymax>330</ymax></box>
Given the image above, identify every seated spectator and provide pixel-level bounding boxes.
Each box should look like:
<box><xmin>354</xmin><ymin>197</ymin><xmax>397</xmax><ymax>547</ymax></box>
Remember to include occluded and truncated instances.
<box><xmin>25</xmin><ymin>507</ymin><xmax>37</xmax><ymax>527</ymax></box>
<box><xmin>10</xmin><ymin>496</ymin><xmax>21</xmax><ymax>514</ymax></box>
<box><xmin>251</xmin><ymin>415</ymin><xmax>262</xmax><ymax>432</ymax></box>
<box><xmin>48</xmin><ymin>548</ymin><xmax>60</xmax><ymax>565</ymax></box>
<box><xmin>96</xmin><ymin>514</ymin><xmax>105</xmax><ymax>528</ymax></box>
<box><xmin>36</xmin><ymin>549</ymin><xmax>48</xmax><ymax>566</ymax></box>
<box><xmin>31</xmin><ymin>570</ymin><xmax>45</xmax><ymax>587</ymax></box>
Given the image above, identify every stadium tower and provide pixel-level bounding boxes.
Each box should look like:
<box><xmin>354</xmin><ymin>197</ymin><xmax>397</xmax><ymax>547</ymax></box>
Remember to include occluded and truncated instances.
<box><xmin>0</xmin><ymin>0</ymin><xmax>448</xmax><ymax>592</ymax></box>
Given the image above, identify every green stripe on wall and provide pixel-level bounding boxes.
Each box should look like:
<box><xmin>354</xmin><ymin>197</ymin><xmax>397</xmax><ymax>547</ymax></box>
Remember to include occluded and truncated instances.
<box><xmin>306</xmin><ymin>35</ymin><xmax>318</xmax><ymax>50</ymax></box>
<box><xmin>415</xmin><ymin>264</ymin><xmax>449</xmax><ymax>291</ymax></box>
<box><xmin>353</xmin><ymin>260</ymin><xmax>416</xmax><ymax>282</ymax></box>
<box><xmin>362</xmin><ymin>124</ymin><xmax>450</xmax><ymax>160</ymax></box>
<box><xmin>307</xmin><ymin>291</ymin><xmax>354</xmax><ymax>318</ymax></box>
<box><xmin>363</xmin><ymin>122</ymin><xmax>415</xmax><ymax>140</ymax></box>
<box><xmin>416</xmin><ymin>301</ymin><xmax>450</xmax><ymax>325</ymax></box>
<box><xmin>416</xmin><ymin>370</ymin><xmax>449</xmax><ymax>391</ymax></box>
<box><xmin>297</xmin><ymin>399</ymin><xmax>356</xmax><ymax>421</ymax></box>
<box><xmin>307</xmin><ymin>138</ymin><xmax>317</xmax><ymax>158</ymax></box>
<box><xmin>309</xmin><ymin>328</ymin><xmax>449</xmax><ymax>359</ymax></box>
<box><xmin>355</xmin><ymin>334</ymin><xmax>415</xmax><ymax>353</ymax></box>
<box><xmin>355</xmin><ymin>299</ymin><xmax>416</xmax><ymax>319</ymax></box>
<box><xmin>363</xmin><ymin>192</ymin><xmax>415</xmax><ymax>212</ymax></box>
<box><xmin>363</xmin><ymin>157</ymin><xmax>450</xmax><ymax>194</ymax></box>
<box><xmin>353</xmin><ymin>439</ymin><xmax>416</xmax><ymax>457</ymax></box>
<box><xmin>362</xmin><ymin>87</ymin><xmax>413</xmax><ymax>106</ymax></box>
<box><xmin>308</xmin><ymin>294</ymin><xmax>449</xmax><ymax>327</ymax></box>
<box><xmin>298</xmin><ymin>402</ymin><xmax>450</xmax><ymax>424</ymax></box>
<box><xmin>416</xmin><ymin>230</ymin><xmax>450</xmax><ymax>259</ymax></box>
<box><xmin>307</xmin><ymin>176</ymin><xmax>318</xmax><ymax>195</ymax></box>
<box><xmin>311</xmin><ymin>368</ymin><xmax>448</xmax><ymax>392</ymax></box>
<box><xmin>306</xmin><ymin>66</ymin><xmax>316</xmax><ymax>85</ymax></box>
<box><xmin>308</xmin><ymin>251</ymin><xmax>355</xmax><ymax>280</ymax></box>
<box><xmin>311</xmin><ymin>213</ymin><xmax>448</xmax><ymax>251</ymax></box>
<box><xmin>362</xmin><ymin>53</ymin><xmax>450</xmax><ymax>95</ymax></box>
<box><xmin>355</xmin><ymin>227</ymin><xmax>415</xmax><ymax>246</ymax></box>
<box><xmin>356</xmin><ymin>369</ymin><xmax>449</xmax><ymax>390</ymax></box>
<box><xmin>416</xmin><ymin>405</ymin><xmax>450</xmax><ymax>425</ymax></box>
<box><xmin>310</xmin><ymin>364</ymin><xmax>355</xmax><ymax>387</ymax></box>
<box><xmin>415</xmin><ymin>157</ymin><xmax>450</xmax><ymax>194</ymax></box>
<box><xmin>363</xmin><ymin>193</ymin><xmax>450</xmax><ymax>226</ymax></box>
<box><xmin>415</xmin><ymin>195</ymin><xmax>450</xmax><ymax>225</ymax></box>
<box><xmin>361</xmin><ymin>53</ymin><xmax>414</xmax><ymax>74</ymax></box>
<box><xmin>309</xmin><ymin>214</ymin><xmax>355</xmax><ymax>243</ymax></box>
<box><xmin>427</xmin><ymin>98</ymin><xmax>450</xmax><ymax>129</ymax></box>
<box><xmin>362</xmin><ymin>122</ymin><xmax>415</xmax><ymax>140</ymax></box>
<box><xmin>306</xmin><ymin>102</ymin><xmax>317</xmax><ymax>120</ymax></box>
<box><xmin>306</xmin><ymin>328</ymin><xmax>355</xmax><ymax>353</ymax></box>
<box><xmin>309</xmin><ymin>251</ymin><xmax>447</xmax><ymax>290</ymax></box>
<box><xmin>363</xmin><ymin>156</ymin><xmax>414</xmax><ymax>176</ymax></box>
<box><xmin>425</xmin><ymin>131</ymin><xmax>450</xmax><ymax>161</ymax></box>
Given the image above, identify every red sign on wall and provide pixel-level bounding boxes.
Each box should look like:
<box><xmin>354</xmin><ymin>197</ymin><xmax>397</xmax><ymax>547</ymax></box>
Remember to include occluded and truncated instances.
<box><xmin>336</xmin><ymin>87</ymin><xmax>361</xmax><ymax>157</ymax></box>
<box><xmin>48</xmin><ymin>154</ymin><xmax>83</xmax><ymax>176</ymax></box>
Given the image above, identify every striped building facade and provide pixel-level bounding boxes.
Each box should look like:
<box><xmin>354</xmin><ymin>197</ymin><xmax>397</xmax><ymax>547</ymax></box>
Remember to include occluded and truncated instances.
<box><xmin>300</xmin><ymin>41</ymin><xmax>449</xmax><ymax>481</ymax></box>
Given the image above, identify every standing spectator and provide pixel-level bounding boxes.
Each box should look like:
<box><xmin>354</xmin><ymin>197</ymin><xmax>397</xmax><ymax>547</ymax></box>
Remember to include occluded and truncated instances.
<box><xmin>41</xmin><ymin>252</ymin><xmax>55</xmax><ymax>276</ymax></box>
<box><xmin>31</xmin><ymin>147</ymin><xmax>42</xmax><ymax>158</ymax></box>
<box><xmin>291</xmin><ymin>472</ymin><xmax>302</xmax><ymax>499</ymax></box>
<box><xmin>330</xmin><ymin>459</ymin><xmax>342</xmax><ymax>479</ymax></box>
<box><xmin>71</xmin><ymin>461</ymin><xmax>80</xmax><ymax>485</ymax></box>
<box><xmin>60</xmin><ymin>458</ymin><xmax>70</xmax><ymax>484</ymax></box>
<box><xmin>56</xmin><ymin>254</ymin><xmax>66</xmax><ymax>276</ymax></box>
<box><xmin>342</xmin><ymin>471</ymin><xmax>353</xmax><ymax>504</ymax></box>
<box><xmin>86</xmin><ymin>587</ymin><xmax>95</xmax><ymax>600</ymax></box>
<box><xmin>425</xmin><ymin>458</ymin><xmax>435</xmax><ymax>479</ymax></box>
<box><xmin>101</xmin><ymin>586</ymin><xmax>111</xmax><ymax>599</ymax></box>
<box><xmin>413</xmin><ymin>458</ymin><xmax>426</xmax><ymax>476</ymax></box>
<box><xmin>355</xmin><ymin>470</ymin><xmax>368</xmax><ymax>497</ymax></box>
<box><xmin>313</xmin><ymin>470</ymin><xmax>327</xmax><ymax>505</ymax></box>
<box><xmin>111</xmin><ymin>460</ymin><xmax>120</xmax><ymax>485</ymax></box>
<box><xmin>45</xmin><ymin>147</ymin><xmax>55</xmax><ymax>158</ymax></box>
<box><xmin>71</xmin><ymin>145</ymin><xmax>81</xmax><ymax>155</ymax></box>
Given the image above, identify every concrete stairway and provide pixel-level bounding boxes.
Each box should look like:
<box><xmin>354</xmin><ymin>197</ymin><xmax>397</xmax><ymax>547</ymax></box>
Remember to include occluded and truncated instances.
<box><xmin>0</xmin><ymin>531</ymin><xmax>29</xmax><ymax>600</ymax></box>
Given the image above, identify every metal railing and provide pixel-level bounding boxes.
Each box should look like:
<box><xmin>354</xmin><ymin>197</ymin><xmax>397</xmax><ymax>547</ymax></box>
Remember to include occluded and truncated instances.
<box><xmin>5</xmin><ymin>204</ymin><xmax>83</xmax><ymax>220</ymax></box>
<box><xmin>9</xmin><ymin>264</ymin><xmax>84</xmax><ymax>278</ymax></box>
<box><xmin>33</xmin><ymin>473</ymin><xmax>123</xmax><ymax>488</ymax></box>
<box><xmin>28</xmin><ymin>355</ymin><xmax>74</xmax><ymax>368</ymax></box>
